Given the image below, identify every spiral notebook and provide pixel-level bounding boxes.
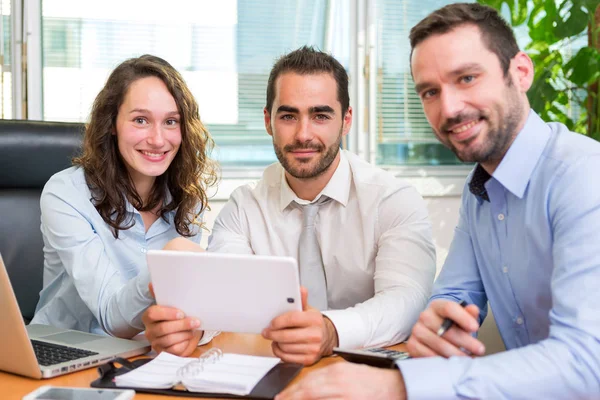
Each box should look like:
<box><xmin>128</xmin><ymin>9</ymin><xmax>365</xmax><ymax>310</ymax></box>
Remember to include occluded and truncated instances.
<box><xmin>106</xmin><ymin>348</ymin><xmax>297</xmax><ymax>397</ymax></box>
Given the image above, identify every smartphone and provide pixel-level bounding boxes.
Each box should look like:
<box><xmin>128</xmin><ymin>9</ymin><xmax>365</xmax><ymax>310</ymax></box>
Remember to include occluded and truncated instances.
<box><xmin>23</xmin><ymin>386</ymin><xmax>135</xmax><ymax>400</ymax></box>
<box><xmin>333</xmin><ymin>347</ymin><xmax>410</xmax><ymax>369</ymax></box>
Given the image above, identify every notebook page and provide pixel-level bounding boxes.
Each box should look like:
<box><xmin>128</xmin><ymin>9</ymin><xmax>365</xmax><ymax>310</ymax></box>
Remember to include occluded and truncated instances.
<box><xmin>114</xmin><ymin>352</ymin><xmax>194</xmax><ymax>389</ymax></box>
<box><xmin>182</xmin><ymin>354</ymin><xmax>281</xmax><ymax>395</ymax></box>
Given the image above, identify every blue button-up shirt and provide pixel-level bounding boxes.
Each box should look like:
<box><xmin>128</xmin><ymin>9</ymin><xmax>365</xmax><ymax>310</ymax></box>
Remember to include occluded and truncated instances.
<box><xmin>398</xmin><ymin>111</ymin><xmax>600</xmax><ymax>399</ymax></box>
<box><xmin>31</xmin><ymin>167</ymin><xmax>201</xmax><ymax>338</ymax></box>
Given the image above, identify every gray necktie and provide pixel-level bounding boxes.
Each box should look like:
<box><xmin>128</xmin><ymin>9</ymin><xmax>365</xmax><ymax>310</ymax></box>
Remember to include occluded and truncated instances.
<box><xmin>297</xmin><ymin>196</ymin><xmax>330</xmax><ymax>311</ymax></box>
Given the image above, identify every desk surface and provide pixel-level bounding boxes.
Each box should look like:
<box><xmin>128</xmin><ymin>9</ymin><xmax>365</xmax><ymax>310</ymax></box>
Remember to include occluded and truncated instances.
<box><xmin>2</xmin><ymin>333</ymin><xmax>406</xmax><ymax>399</ymax></box>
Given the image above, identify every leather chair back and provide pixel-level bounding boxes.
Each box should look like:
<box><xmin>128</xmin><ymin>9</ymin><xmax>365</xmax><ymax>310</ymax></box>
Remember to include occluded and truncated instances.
<box><xmin>0</xmin><ymin>120</ymin><xmax>84</xmax><ymax>323</ymax></box>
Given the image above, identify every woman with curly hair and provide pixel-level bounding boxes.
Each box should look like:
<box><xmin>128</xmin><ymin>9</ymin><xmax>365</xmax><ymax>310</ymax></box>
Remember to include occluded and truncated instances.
<box><xmin>31</xmin><ymin>55</ymin><xmax>218</xmax><ymax>345</ymax></box>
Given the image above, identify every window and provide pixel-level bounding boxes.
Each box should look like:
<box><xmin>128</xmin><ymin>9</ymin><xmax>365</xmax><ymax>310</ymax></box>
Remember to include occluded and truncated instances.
<box><xmin>41</xmin><ymin>0</ymin><xmax>339</xmax><ymax>167</ymax></box>
<box><xmin>373</xmin><ymin>0</ymin><xmax>460</xmax><ymax>166</ymax></box>
<box><xmin>6</xmin><ymin>1</ymin><xmax>479</xmax><ymax>169</ymax></box>
<box><xmin>0</xmin><ymin>0</ymin><xmax>10</xmax><ymax>119</ymax></box>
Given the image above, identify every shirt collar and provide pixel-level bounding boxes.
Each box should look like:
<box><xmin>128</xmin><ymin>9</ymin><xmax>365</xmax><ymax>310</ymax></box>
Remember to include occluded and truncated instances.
<box><xmin>124</xmin><ymin>185</ymin><xmax>175</xmax><ymax>218</ymax></box>
<box><xmin>492</xmin><ymin>110</ymin><xmax>550</xmax><ymax>199</ymax></box>
<box><xmin>279</xmin><ymin>150</ymin><xmax>351</xmax><ymax>212</ymax></box>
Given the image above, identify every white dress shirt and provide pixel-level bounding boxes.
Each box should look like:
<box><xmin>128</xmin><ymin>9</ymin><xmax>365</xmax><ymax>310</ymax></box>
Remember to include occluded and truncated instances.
<box><xmin>208</xmin><ymin>150</ymin><xmax>436</xmax><ymax>348</ymax></box>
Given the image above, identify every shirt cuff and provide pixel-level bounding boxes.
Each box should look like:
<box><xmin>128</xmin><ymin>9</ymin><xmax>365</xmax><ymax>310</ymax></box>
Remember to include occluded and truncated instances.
<box><xmin>396</xmin><ymin>357</ymin><xmax>457</xmax><ymax>400</ymax></box>
<box><xmin>321</xmin><ymin>309</ymin><xmax>367</xmax><ymax>349</ymax></box>
<box><xmin>198</xmin><ymin>330</ymin><xmax>220</xmax><ymax>346</ymax></box>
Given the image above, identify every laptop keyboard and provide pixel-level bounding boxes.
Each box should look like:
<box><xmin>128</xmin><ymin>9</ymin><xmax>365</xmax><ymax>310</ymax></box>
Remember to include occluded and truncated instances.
<box><xmin>31</xmin><ymin>339</ymin><xmax>99</xmax><ymax>366</ymax></box>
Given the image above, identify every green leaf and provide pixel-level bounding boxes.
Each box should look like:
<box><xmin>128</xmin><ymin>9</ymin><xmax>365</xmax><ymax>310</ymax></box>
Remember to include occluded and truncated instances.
<box><xmin>532</xmin><ymin>50</ymin><xmax>563</xmax><ymax>82</ymax></box>
<box><xmin>565</xmin><ymin>47</ymin><xmax>600</xmax><ymax>85</ymax></box>
<box><xmin>556</xmin><ymin>91</ymin><xmax>570</xmax><ymax>105</ymax></box>
<box><xmin>528</xmin><ymin>0</ymin><xmax>559</xmax><ymax>44</ymax></box>
<box><xmin>477</xmin><ymin>0</ymin><xmax>503</xmax><ymax>11</ymax></box>
<box><xmin>529</xmin><ymin>74</ymin><xmax>554</xmax><ymax>112</ymax></box>
<box><xmin>513</xmin><ymin>0</ymin><xmax>530</xmax><ymax>25</ymax></box>
<box><xmin>548</xmin><ymin>105</ymin><xmax>571</xmax><ymax>125</ymax></box>
<box><xmin>526</xmin><ymin>40</ymin><xmax>550</xmax><ymax>53</ymax></box>
<box><xmin>554</xmin><ymin>3</ymin><xmax>589</xmax><ymax>38</ymax></box>
<box><xmin>506</xmin><ymin>0</ymin><xmax>529</xmax><ymax>25</ymax></box>
<box><xmin>581</xmin><ymin>0</ymin><xmax>600</xmax><ymax>13</ymax></box>
<box><xmin>477</xmin><ymin>0</ymin><xmax>528</xmax><ymax>25</ymax></box>
<box><xmin>483</xmin><ymin>0</ymin><xmax>600</xmax><ymax>143</ymax></box>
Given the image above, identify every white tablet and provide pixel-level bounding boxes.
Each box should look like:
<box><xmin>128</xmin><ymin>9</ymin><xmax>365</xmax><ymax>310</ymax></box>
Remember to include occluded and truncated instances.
<box><xmin>147</xmin><ymin>250</ymin><xmax>302</xmax><ymax>334</ymax></box>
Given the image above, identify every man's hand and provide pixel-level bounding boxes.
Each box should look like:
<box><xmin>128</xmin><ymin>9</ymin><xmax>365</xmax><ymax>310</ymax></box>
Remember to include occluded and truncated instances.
<box><xmin>262</xmin><ymin>287</ymin><xmax>338</xmax><ymax>365</ymax></box>
<box><xmin>142</xmin><ymin>283</ymin><xmax>203</xmax><ymax>356</ymax></box>
<box><xmin>275</xmin><ymin>362</ymin><xmax>407</xmax><ymax>400</ymax></box>
<box><xmin>407</xmin><ymin>299</ymin><xmax>485</xmax><ymax>358</ymax></box>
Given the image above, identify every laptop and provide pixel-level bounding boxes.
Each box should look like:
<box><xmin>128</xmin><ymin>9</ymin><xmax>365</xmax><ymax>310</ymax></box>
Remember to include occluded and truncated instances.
<box><xmin>0</xmin><ymin>255</ymin><xmax>151</xmax><ymax>379</ymax></box>
<box><xmin>147</xmin><ymin>250</ymin><xmax>302</xmax><ymax>334</ymax></box>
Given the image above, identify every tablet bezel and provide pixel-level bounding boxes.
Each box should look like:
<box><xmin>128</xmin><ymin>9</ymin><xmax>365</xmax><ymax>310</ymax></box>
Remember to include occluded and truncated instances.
<box><xmin>147</xmin><ymin>250</ymin><xmax>302</xmax><ymax>334</ymax></box>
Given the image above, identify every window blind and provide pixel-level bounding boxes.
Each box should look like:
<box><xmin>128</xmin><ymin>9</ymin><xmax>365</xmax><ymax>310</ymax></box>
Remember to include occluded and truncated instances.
<box><xmin>0</xmin><ymin>0</ymin><xmax>11</xmax><ymax>119</ymax></box>
<box><xmin>374</xmin><ymin>0</ymin><xmax>460</xmax><ymax>166</ymax></box>
<box><xmin>41</xmin><ymin>0</ymin><xmax>330</xmax><ymax>166</ymax></box>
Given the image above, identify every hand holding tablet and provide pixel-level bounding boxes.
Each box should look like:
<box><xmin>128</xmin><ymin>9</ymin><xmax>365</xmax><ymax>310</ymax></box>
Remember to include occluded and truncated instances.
<box><xmin>146</xmin><ymin>250</ymin><xmax>302</xmax><ymax>334</ymax></box>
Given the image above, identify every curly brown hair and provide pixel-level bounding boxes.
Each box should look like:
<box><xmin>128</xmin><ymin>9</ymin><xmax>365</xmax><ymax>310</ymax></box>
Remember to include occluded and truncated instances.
<box><xmin>73</xmin><ymin>54</ymin><xmax>218</xmax><ymax>238</ymax></box>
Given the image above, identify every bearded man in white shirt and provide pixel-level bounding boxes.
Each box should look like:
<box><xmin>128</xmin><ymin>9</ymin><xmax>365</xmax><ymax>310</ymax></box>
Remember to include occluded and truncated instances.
<box><xmin>142</xmin><ymin>46</ymin><xmax>436</xmax><ymax>365</ymax></box>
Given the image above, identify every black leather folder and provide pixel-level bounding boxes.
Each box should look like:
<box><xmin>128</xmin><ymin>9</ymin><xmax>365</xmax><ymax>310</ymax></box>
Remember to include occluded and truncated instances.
<box><xmin>91</xmin><ymin>357</ymin><xmax>303</xmax><ymax>399</ymax></box>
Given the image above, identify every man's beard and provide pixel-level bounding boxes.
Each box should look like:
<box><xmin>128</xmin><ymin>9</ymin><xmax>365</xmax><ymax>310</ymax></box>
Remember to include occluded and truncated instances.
<box><xmin>440</xmin><ymin>77</ymin><xmax>524</xmax><ymax>164</ymax></box>
<box><xmin>274</xmin><ymin>129</ymin><xmax>342</xmax><ymax>179</ymax></box>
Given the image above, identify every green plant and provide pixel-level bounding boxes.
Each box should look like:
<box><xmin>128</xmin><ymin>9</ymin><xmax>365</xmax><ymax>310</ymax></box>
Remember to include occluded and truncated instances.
<box><xmin>479</xmin><ymin>0</ymin><xmax>600</xmax><ymax>140</ymax></box>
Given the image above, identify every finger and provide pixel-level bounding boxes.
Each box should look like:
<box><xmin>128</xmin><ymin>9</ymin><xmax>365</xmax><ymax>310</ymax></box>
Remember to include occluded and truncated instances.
<box><xmin>185</xmin><ymin>330</ymin><xmax>203</xmax><ymax>354</ymax></box>
<box><xmin>148</xmin><ymin>282</ymin><xmax>155</xmax><ymax>298</ymax></box>
<box><xmin>416</xmin><ymin>308</ymin><xmax>445</xmax><ymax>334</ymax></box>
<box><xmin>151</xmin><ymin>330</ymin><xmax>196</xmax><ymax>351</ymax></box>
<box><xmin>276</xmin><ymin>341</ymin><xmax>321</xmax><ymax>355</ymax></box>
<box><xmin>165</xmin><ymin>330</ymin><xmax>202</xmax><ymax>357</ymax></box>
<box><xmin>272</xmin><ymin>342</ymin><xmax>320</xmax><ymax>365</ymax></box>
<box><xmin>267</xmin><ymin>310</ymin><xmax>320</xmax><ymax>331</ymax></box>
<box><xmin>146</xmin><ymin>317</ymin><xmax>201</xmax><ymax>340</ymax></box>
<box><xmin>465</xmin><ymin>304</ymin><xmax>480</xmax><ymax>320</ymax></box>
<box><xmin>163</xmin><ymin>339</ymin><xmax>191</xmax><ymax>356</ymax></box>
<box><xmin>432</xmin><ymin>300</ymin><xmax>479</xmax><ymax>332</ymax></box>
<box><xmin>265</xmin><ymin>326</ymin><xmax>322</xmax><ymax>345</ymax></box>
<box><xmin>300</xmin><ymin>286</ymin><xmax>309</xmax><ymax>311</ymax></box>
<box><xmin>411</xmin><ymin>322</ymin><xmax>468</xmax><ymax>358</ymax></box>
<box><xmin>417</xmin><ymin>307</ymin><xmax>484</xmax><ymax>356</ymax></box>
<box><xmin>443</xmin><ymin>326</ymin><xmax>485</xmax><ymax>356</ymax></box>
<box><xmin>406</xmin><ymin>335</ymin><xmax>441</xmax><ymax>358</ymax></box>
<box><xmin>142</xmin><ymin>305</ymin><xmax>185</xmax><ymax>325</ymax></box>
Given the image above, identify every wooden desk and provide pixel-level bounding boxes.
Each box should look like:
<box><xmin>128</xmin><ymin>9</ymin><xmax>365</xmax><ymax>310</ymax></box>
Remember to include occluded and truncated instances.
<box><xmin>1</xmin><ymin>333</ymin><xmax>406</xmax><ymax>399</ymax></box>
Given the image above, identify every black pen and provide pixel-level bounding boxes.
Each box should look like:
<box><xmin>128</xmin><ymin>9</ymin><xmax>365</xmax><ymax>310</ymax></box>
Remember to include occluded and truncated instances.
<box><xmin>436</xmin><ymin>300</ymin><xmax>468</xmax><ymax>336</ymax></box>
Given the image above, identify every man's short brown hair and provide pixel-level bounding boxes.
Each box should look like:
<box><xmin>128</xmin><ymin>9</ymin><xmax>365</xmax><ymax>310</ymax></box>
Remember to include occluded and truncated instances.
<box><xmin>409</xmin><ymin>3</ymin><xmax>519</xmax><ymax>76</ymax></box>
<box><xmin>266</xmin><ymin>46</ymin><xmax>349</xmax><ymax>115</ymax></box>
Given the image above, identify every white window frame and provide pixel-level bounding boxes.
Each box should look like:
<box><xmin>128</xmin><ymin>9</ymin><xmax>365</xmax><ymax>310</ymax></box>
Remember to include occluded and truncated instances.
<box><xmin>10</xmin><ymin>0</ymin><xmax>22</xmax><ymax>118</ymax></box>
<box><xmin>24</xmin><ymin>0</ymin><xmax>41</xmax><ymax>120</ymax></box>
<box><xmin>355</xmin><ymin>0</ymin><xmax>471</xmax><ymax>196</ymax></box>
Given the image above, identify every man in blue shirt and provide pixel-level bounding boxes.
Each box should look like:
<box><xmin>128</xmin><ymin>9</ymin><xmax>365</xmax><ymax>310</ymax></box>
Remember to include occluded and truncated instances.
<box><xmin>276</xmin><ymin>3</ymin><xmax>600</xmax><ymax>399</ymax></box>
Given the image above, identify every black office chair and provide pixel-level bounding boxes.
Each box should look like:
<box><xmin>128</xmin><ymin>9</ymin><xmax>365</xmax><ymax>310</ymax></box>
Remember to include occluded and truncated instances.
<box><xmin>0</xmin><ymin>120</ymin><xmax>84</xmax><ymax>323</ymax></box>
